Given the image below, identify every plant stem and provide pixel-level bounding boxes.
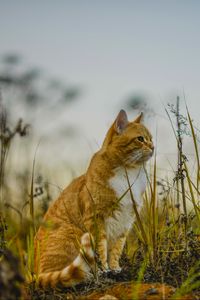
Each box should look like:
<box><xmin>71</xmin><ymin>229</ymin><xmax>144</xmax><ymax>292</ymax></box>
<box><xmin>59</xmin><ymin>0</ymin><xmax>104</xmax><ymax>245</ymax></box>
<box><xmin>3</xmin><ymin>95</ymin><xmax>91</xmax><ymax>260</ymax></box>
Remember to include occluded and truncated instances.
<box><xmin>176</xmin><ymin>97</ymin><xmax>188</xmax><ymax>237</ymax></box>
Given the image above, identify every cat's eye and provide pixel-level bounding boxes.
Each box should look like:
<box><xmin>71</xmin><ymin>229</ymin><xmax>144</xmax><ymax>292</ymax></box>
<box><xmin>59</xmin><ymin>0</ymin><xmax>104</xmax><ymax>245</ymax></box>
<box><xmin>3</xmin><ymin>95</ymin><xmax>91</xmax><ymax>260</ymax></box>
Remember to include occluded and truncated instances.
<box><xmin>137</xmin><ymin>136</ymin><xmax>144</xmax><ymax>142</ymax></box>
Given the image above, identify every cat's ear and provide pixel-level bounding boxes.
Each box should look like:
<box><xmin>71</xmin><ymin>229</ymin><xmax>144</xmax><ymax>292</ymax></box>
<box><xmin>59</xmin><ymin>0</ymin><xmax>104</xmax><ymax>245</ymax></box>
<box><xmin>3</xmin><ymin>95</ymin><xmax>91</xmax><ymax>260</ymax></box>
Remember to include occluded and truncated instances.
<box><xmin>101</xmin><ymin>109</ymin><xmax>128</xmax><ymax>150</ymax></box>
<box><xmin>114</xmin><ymin>109</ymin><xmax>128</xmax><ymax>134</ymax></box>
<box><xmin>133</xmin><ymin>112</ymin><xmax>143</xmax><ymax>123</ymax></box>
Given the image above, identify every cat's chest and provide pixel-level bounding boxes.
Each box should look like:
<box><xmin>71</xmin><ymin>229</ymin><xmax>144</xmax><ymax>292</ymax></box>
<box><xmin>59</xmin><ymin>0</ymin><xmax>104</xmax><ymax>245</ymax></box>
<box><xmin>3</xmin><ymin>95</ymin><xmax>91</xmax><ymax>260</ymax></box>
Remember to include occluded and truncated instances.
<box><xmin>109</xmin><ymin>167</ymin><xmax>147</xmax><ymax>205</ymax></box>
<box><xmin>105</xmin><ymin>167</ymin><xmax>147</xmax><ymax>241</ymax></box>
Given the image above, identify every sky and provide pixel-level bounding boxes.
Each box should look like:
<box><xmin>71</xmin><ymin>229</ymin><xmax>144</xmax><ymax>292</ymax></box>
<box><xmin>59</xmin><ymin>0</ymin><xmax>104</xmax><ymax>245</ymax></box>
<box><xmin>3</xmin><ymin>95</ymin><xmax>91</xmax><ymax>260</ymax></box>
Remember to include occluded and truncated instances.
<box><xmin>0</xmin><ymin>1</ymin><xmax>200</xmax><ymax>184</ymax></box>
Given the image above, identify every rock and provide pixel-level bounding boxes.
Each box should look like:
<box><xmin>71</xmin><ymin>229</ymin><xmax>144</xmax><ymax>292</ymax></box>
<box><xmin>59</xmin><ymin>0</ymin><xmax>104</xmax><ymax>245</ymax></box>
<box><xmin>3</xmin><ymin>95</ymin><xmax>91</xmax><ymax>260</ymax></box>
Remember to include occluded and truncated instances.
<box><xmin>99</xmin><ymin>295</ymin><xmax>118</xmax><ymax>300</ymax></box>
<box><xmin>81</xmin><ymin>281</ymin><xmax>192</xmax><ymax>300</ymax></box>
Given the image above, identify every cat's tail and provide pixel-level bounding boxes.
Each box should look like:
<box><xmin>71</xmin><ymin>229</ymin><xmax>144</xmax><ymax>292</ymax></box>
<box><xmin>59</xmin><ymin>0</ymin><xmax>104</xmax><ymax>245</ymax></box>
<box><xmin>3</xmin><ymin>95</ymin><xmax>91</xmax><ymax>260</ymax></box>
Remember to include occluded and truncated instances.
<box><xmin>38</xmin><ymin>233</ymin><xmax>95</xmax><ymax>288</ymax></box>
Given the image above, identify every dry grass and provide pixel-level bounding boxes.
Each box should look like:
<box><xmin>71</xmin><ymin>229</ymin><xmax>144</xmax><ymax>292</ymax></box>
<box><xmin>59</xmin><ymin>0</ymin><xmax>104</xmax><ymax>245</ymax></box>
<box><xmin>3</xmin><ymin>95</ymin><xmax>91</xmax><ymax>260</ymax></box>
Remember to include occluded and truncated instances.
<box><xmin>0</xmin><ymin>98</ymin><xmax>200</xmax><ymax>299</ymax></box>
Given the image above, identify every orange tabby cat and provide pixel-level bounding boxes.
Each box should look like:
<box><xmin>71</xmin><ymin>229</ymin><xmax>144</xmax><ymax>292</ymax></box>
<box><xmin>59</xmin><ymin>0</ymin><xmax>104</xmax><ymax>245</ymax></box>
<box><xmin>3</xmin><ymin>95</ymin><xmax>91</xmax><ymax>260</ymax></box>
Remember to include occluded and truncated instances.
<box><xmin>34</xmin><ymin>109</ymin><xmax>154</xmax><ymax>288</ymax></box>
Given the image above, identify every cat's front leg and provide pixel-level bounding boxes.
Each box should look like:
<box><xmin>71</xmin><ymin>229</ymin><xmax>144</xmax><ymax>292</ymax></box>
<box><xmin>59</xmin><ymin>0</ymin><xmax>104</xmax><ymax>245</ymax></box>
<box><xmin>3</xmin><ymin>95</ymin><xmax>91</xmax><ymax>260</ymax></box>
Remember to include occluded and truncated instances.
<box><xmin>108</xmin><ymin>235</ymin><xmax>126</xmax><ymax>271</ymax></box>
<box><xmin>97</xmin><ymin>223</ymin><xmax>109</xmax><ymax>270</ymax></box>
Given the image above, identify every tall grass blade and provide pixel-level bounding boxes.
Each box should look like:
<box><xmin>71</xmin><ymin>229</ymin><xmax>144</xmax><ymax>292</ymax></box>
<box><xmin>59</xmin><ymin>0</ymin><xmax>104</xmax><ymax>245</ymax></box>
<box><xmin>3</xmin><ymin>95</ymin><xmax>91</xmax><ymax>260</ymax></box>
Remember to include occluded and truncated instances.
<box><xmin>184</xmin><ymin>161</ymin><xmax>200</xmax><ymax>226</ymax></box>
<box><xmin>124</xmin><ymin>167</ymin><xmax>148</xmax><ymax>247</ymax></box>
<box><xmin>186</xmin><ymin>105</ymin><xmax>200</xmax><ymax>191</ymax></box>
<box><xmin>131</xmin><ymin>257</ymin><xmax>148</xmax><ymax>300</ymax></box>
<box><xmin>151</xmin><ymin>154</ymin><xmax>157</xmax><ymax>263</ymax></box>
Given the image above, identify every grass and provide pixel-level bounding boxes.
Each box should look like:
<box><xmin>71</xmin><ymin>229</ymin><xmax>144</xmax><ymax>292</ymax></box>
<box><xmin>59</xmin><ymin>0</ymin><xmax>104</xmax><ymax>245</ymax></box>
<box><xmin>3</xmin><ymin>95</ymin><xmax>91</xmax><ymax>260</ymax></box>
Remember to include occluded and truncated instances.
<box><xmin>0</xmin><ymin>98</ymin><xmax>200</xmax><ymax>299</ymax></box>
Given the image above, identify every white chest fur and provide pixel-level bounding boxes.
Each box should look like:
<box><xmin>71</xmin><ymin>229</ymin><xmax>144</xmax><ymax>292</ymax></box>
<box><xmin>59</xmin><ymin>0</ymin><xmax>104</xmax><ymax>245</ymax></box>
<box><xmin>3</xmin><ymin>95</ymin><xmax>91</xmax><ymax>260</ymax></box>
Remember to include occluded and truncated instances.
<box><xmin>105</xmin><ymin>166</ymin><xmax>147</xmax><ymax>241</ymax></box>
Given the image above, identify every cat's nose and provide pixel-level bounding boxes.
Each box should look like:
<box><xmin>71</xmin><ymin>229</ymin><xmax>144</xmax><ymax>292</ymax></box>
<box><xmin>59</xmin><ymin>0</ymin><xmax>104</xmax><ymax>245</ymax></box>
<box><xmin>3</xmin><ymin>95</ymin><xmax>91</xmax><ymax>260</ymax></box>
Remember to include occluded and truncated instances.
<box><xmin>151</xmin><ymin>145</ymin><xmax>154</xmax><ymax>153</ymax></box>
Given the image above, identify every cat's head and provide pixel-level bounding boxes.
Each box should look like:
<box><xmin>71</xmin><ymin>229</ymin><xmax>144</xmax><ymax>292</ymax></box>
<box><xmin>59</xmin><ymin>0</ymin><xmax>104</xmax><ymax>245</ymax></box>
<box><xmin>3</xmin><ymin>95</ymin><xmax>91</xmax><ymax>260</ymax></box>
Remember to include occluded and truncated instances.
<box><xmin>102</xmin><ymin>110</ymin><xmax>154</xmax><ymax>167</ymax></box>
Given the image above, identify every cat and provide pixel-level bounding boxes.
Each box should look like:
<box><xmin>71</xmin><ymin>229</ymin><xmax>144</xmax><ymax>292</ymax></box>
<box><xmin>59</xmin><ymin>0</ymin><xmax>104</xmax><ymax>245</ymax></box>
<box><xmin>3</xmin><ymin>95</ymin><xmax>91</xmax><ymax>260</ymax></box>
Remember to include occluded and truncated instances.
<box><xmin>34</xmin><ymin>109</ymin><xmax>154</xmax><ymax>288</ymax></box>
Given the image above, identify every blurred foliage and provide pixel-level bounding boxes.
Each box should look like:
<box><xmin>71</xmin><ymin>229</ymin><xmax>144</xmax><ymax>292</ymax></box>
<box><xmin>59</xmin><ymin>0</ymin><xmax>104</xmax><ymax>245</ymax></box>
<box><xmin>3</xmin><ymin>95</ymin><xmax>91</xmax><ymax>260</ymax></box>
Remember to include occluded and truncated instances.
<box><xmin>127</xmin><ymin>94</ymin><xmax>147</xmax><ymax>110</ymax></box>
<box><xmin>0</xmin><ymin>248</ymin><xmax>24</xmax><ymax>300</ymax></box>
<box><xmin>0</xmin><ymin>53</ymin><xmax>81</xmax><ymax>117</ymax></box>
<box><xmin>126</xmin><ymin>93</ymin><xmax>155</xmax><ymax>117</ymax></box>
<box><xmin>0</xmin><ymin>53</ymin><xmax>82</xmax><ymax>236</ymax></box>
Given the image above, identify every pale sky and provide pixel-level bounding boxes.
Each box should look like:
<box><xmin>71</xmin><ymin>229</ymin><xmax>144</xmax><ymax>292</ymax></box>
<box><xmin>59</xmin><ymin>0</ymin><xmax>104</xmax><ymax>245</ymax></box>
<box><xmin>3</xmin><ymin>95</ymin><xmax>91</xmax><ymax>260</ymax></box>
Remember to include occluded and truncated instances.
<box><xmin>0</xmin><ymin>1</ymin><xmax>200</xmax><ymax>186</ymax></box>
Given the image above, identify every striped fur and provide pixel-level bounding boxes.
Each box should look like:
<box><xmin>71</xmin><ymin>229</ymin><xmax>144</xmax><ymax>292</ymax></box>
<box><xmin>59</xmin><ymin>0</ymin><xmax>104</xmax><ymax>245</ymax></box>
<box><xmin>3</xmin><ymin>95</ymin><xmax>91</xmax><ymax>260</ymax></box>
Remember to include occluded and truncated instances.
<box><xmin>38</xmin><ymin>233</ymin><xmax>94</xmax><ymax>288</ymax></box>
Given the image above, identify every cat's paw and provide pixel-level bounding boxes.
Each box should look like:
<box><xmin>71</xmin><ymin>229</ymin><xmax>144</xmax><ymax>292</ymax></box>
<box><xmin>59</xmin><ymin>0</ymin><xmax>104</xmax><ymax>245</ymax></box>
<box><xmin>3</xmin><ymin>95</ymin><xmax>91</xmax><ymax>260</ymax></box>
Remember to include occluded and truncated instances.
<box><xmin>104</xmin><ymin>263</ymin><xmax>109</xmax><ymax>270</ymax></box>
<box><xmin>98</xmin><ymin>263</ymin><xmax>109</xmax><ymax>273</ymax></box>
<box><xmin>103</xmin><ymin>268</ymin><xmax>112</xmax><ymax>274</ymax></box>
<box><xmin>109</xmin><ymin>264</ymin><xmax>122</xmax><ymax>273</ymax></box>
<box><xmin>98</xmin><ymin>267</ymin><xmax>111</xmax><ymax>276</ymax></box>
<box><xmin>111</xmin><ymin>267</ymin><xmax>122</xmax><ymax>273</ymax></box>
<box><xmin>99</xmin><ymin>268</ymin><xmax>123</xmax><ymax>280</ymax></box>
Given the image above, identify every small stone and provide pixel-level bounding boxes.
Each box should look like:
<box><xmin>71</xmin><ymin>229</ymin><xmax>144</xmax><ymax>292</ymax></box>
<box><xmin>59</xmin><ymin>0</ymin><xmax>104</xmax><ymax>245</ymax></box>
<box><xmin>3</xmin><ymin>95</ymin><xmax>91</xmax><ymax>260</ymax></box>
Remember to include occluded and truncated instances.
<box><xmin>145</xmin><ymin>287</ymin><xmax>159</xmax><ymax>295</ymax></box>
<box><xmin>99</xmin><ymin>295</ymin><xmax>118</xmax><ymax>300</ymax></box>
